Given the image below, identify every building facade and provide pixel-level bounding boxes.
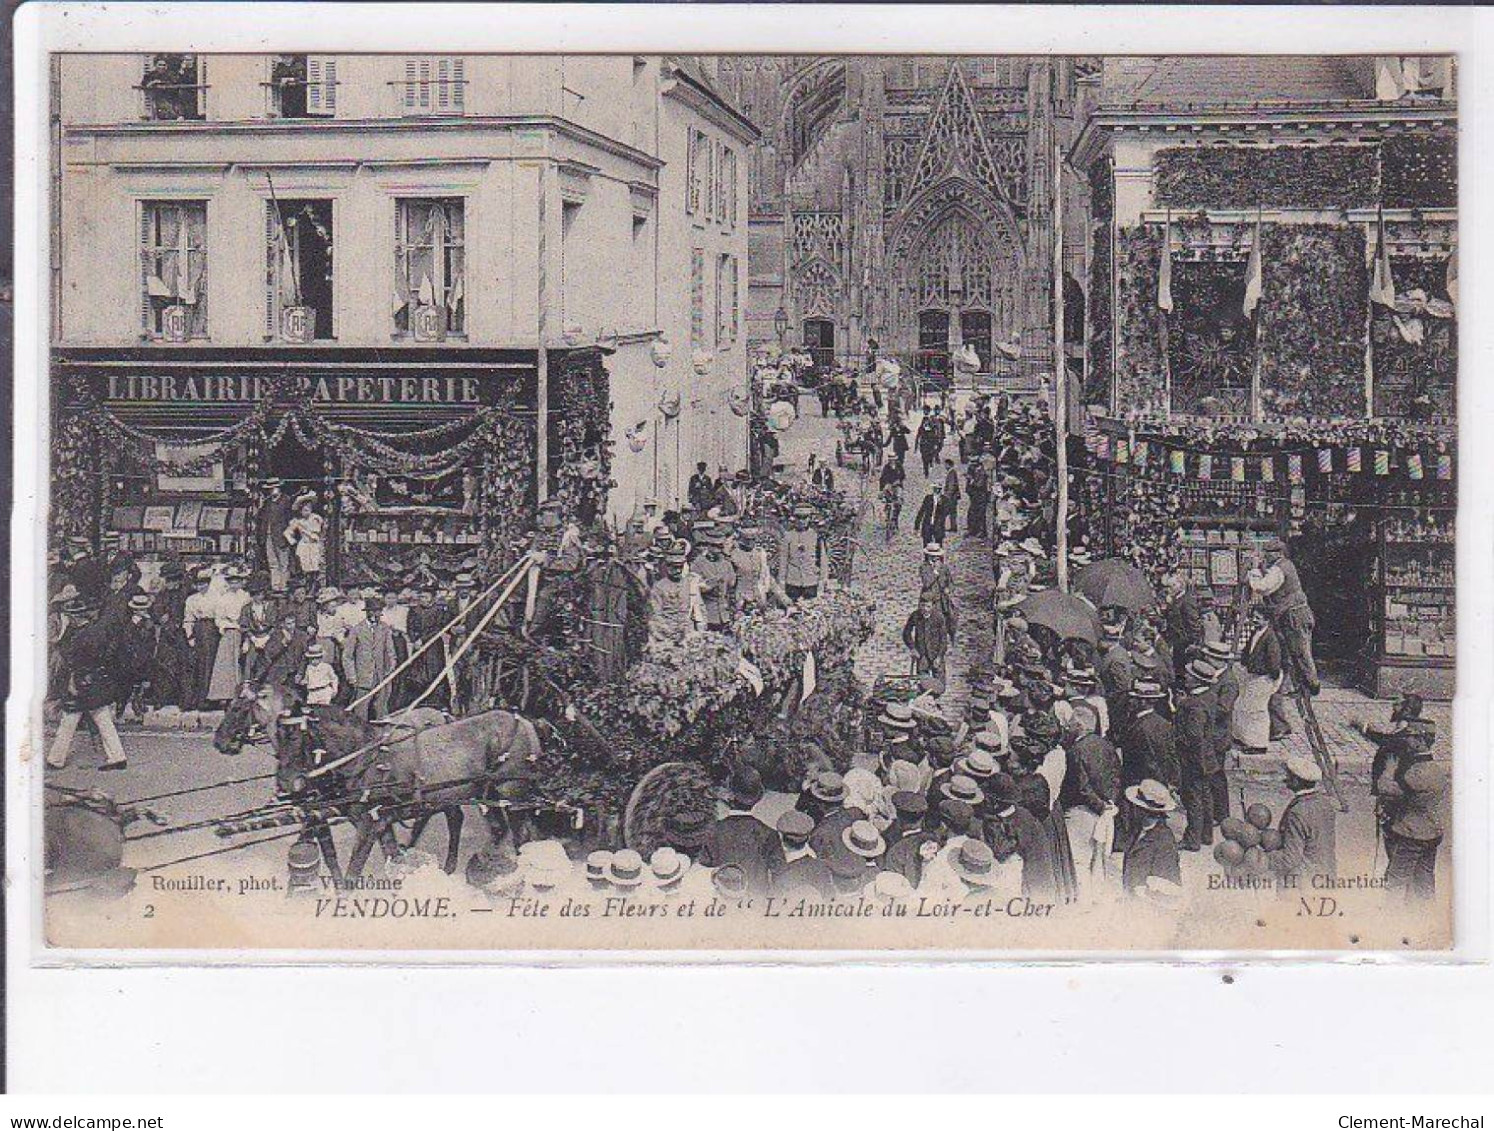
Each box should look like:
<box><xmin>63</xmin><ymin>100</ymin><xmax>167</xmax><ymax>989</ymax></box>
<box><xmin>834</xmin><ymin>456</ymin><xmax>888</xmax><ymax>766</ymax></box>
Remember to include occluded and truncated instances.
<box><xmin>51</xmin><ymin>52</ymin><xmax>757</xmax><ymax>580</ymax></box>
<box><xmin>710</xmin><ymin>55</ymin><xmax>1091</xmax><ymax>381</ymax></box>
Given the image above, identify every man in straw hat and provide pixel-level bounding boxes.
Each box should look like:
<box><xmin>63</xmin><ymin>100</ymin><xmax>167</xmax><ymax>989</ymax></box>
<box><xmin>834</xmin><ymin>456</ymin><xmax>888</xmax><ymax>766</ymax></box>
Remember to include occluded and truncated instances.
<box><xmin>46</xmin><ymin>596</ymin><xmax>130</xmax><ymax>772</ymax></box>
<box><xmin>342</xmin><ymin>593</ymin><xmax>397</xmax><ymax>720</ymax></box>
<box><xmin>259</xmin><ymin>478</ymin><xmax>294</xmax><ymax>592</ymax></box>
<box><xmin>1121</xmin><ymin>780</ymin><xmax>1181</xmax><ymax>898</ymax></box>
<box><xmin>646</xmin><ymin>539</ymin><xmax>704</xmax><ymax>649</ymax></box>
<box><xmin>302</xmin><ymin>642</ymin><xmax>339</xmax><ymax>706</ymax></box>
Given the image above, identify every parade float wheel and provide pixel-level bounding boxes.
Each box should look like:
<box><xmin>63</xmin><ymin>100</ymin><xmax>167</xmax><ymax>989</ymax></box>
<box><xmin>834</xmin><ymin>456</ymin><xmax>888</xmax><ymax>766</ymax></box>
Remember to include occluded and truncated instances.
<box><xmin>622</xmin><ymin>761</ymin><xmax>715</xmax><ymax>860</ymax></box>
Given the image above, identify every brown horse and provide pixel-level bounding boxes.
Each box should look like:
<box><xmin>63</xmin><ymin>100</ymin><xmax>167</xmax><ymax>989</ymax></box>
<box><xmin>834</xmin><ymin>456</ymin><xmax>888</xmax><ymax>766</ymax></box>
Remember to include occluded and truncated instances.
<box><xmin>215</xmin><ymin>683</ymin><xmax>543</xmax><ymax>885</ymax></box>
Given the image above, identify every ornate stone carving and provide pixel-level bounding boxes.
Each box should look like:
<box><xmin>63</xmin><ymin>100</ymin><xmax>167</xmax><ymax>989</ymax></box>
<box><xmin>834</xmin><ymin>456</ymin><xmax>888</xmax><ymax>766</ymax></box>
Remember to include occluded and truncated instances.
<box><xmin>791</xmin><ymin>211</ymin><xmax>846</xmax><ymax>268</ymax></box>
<box><xmin>795</xmin><ymin>258</ymin><xmax>840</xmax><ymax>318</ymax></box>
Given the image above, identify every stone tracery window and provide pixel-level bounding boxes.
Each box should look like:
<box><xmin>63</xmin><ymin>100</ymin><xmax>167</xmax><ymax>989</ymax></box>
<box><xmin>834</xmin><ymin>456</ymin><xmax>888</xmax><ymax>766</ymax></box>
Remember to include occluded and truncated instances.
<box><xmin>796</xmin><ymin>259</ymin><xmax>839</xmax><ymax>319</ymax></box>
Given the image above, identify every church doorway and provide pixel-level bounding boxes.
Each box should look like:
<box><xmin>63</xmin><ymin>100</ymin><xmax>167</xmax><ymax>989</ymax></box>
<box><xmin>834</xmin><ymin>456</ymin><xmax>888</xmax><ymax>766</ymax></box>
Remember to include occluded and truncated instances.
<box><xmin>802</xmin><ymin>318</ymin><xmax>836</xmax><ymax>375</ymax></box>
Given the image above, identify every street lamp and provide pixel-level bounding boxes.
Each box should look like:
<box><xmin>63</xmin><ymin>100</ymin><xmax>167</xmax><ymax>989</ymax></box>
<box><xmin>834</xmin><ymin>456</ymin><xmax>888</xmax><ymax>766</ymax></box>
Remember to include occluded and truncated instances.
<box><xmin>773</xmin><ymin>306</ymin><xmax>788</xmax><ymax>350</ymax></box>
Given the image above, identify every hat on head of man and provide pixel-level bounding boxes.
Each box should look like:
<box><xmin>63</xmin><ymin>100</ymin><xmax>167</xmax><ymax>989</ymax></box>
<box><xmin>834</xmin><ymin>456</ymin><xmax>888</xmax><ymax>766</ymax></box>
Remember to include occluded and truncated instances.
<box><xmin>952</xmin><ymin>838</ymin><xmax>997</xmax><ymax>886</ymax></box>
<box><xmin>939</xmin><ymin>774</ymin><xmax>985</xmax><ymax>808</ymax></box>
<box><xmin>807</xmin><ymin>770</ymin><xmax>849</xmax><ymax>805</ymax></box>
<box><xmin>1185</xmin><ymin>658</ymin><xmax>1221</xmax><ymax>686</ymax></box>
<box><xmin>127</xmin><ymin>593</ymin><xmax>154</xmax><ymax>612</ymax></box>
<box><xmin>1391</xmin><ymin>693</ymin><xmax>1425</xmax><ymax>724</ymax></box>
<box><xmin>955</xmin><ymin>749</ymin><xmax>999</xmax><ymax>780</ymax></box>
<box><xmin>879</xmin><ymin>700</ymin><xmax>917</xmax><ymax>731</ymax></box>
<box><xmin>842</xmin><ymin>819</ymin><xmax>887</xmax><ymax>860</ymax></box>
<box><xmin>891</xmin><ymin>791</ymin><xmax>928</xmax><ymax>824</ymax></box>
<box><xmin>1285</xmin><ymin>754</ymin><xmax>1323</xmax><ymax>785</ymax></box>
<box><xmin>776</xmin><ymin>809</ymin><xmax>815</xmax><ymax>847</ymax></box>
<box><xmin>1203</xmin><ymin>640</ymin><xmax>1235</xmax><ymax>663</ymax></box>
<box><xmin>726</xmin><ymin>763</ymin><xmax>765</xmax><ymax>809</ymax></box>
<box><xmin>1125</xmin><ymin>779</ymin><xmax>1177</xmax><ymax>814</ymax></box>
<box><xmin>924</xmin><ymin>542</ymin><xmax>944</xmax><ymax>558</ymax></box>
<box><xmin>1130</xmin><ymin>678</ymin><xmax>1167</xmax><ymax>701</ymax></box>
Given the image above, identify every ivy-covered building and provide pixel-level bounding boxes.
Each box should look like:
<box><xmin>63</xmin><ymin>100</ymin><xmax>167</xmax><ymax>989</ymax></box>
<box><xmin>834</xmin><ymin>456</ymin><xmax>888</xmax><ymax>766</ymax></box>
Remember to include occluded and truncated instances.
<box><xmin>1070</xmin><ymin>55</ymin><xmax>1457</xmax><ymax>423</ymax></box>
<box><xmin>1067</xmin><ymin>57</ymin><xmax>1458</xmax><ymax>698</ymax></box>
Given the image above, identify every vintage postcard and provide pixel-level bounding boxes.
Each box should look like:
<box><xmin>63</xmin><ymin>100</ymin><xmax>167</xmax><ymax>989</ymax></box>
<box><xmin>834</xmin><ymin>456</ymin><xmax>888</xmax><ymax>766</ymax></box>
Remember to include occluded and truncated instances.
<box><xmin>24</xmin><ymin>40</ymin><xmax>1463</xmax><ymax>955</ymax></box>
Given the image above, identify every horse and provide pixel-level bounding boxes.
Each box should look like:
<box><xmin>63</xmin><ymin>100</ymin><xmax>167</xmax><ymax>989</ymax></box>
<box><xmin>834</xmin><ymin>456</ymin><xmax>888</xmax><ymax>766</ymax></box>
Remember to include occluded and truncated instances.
<box><xmin>214</xmin><ymin>682</ymin><xmax>544</xmax><ymax>885</ymax></box>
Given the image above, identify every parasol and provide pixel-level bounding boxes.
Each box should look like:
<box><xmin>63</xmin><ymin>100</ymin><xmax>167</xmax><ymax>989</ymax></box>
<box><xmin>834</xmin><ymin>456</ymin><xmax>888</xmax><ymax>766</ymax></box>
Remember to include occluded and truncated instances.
<box><xmin>1073</xmin><ymin>558</ymin><xmax>1156</xmax><ymax>612</ymax></box>
<box><xmin>1016</xmin><ymin>590</ymin><xmax>1101</xmax><ymax>645</ymax></box>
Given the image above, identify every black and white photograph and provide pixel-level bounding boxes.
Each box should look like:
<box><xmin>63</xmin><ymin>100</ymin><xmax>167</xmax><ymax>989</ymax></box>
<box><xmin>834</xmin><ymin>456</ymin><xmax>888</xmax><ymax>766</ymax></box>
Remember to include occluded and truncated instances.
<box><xmin>28</xmin><ymin>44</ymin><xmax>1462</xmax><ymax>952</ymax></box>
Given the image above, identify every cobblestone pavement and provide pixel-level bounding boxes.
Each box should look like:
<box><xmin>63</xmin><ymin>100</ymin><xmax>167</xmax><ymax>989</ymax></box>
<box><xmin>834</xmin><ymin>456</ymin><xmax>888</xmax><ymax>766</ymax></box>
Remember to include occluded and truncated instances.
<box><xmin>777</xmin><ymin>399</ymin><xmax>991</xmax><ymax>726</ymax></box>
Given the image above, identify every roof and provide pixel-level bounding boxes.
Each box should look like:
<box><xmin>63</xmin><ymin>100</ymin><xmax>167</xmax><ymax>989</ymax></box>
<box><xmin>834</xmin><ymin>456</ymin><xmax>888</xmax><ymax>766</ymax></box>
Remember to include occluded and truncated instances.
<box><xmin>665</xmin><ymin>56</ymin><xmax>761</xmax><ymax>141</ymax></box>
<box><xmin>1104</xmin><ymin>56</ymin><xmax>1373</xmax><ymax>108</ymax></box>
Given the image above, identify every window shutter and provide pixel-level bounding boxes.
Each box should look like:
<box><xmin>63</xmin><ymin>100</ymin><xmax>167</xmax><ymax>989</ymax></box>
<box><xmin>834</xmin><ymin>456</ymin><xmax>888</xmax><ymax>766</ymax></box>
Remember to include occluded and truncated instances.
<box><xmin>705</xmin><ymin>140</ymin><xmax>715</xmax><ymax>220</ymax></box>
<box><xmin>393</xmin><ymin>199</ymin><xmax>406</xmax><ymax>329</ymax></box>
<box><xmin>140</xmin><ymin>202</ymin><xmax>153</xmax><ymax>333</ymax></box>
<box><xmin>686</xmin><ymin>131</ymin><xmax>697</xmax><ymax>215</ymax></box>
<box><xmin>451</xmin><ymin>57</ymin><xmax>465</xmax><ymax>112</ymax></box>
<box><xmin>306</xmin><ymin>57</ymin><xmax>323</xmax><ymax>115</ymax></box>
<box><xmin>731</xmin><ymin>257</ymin><xmax>740</xmax><ymax>341</ymax></box>
<box><xmin>307</xmin><ymin>56</ymin><xmax>336</xmax><ymax>116</ymax></box>
<box><xmin>404</xmin><ymin>58</ymin><xmax>419</xmax><ymax>113</ymax></box>
<box><xmin>265</xmin><ymin>203</ymin><xmax>278</xmax><ymax>337</ymax></box>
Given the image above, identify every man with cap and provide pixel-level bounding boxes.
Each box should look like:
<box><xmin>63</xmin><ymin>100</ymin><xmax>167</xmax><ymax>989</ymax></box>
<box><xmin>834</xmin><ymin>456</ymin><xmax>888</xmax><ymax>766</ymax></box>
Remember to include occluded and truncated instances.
<box><xmin>1266</xmin><ymin>755</ymin><xmax>1337</xmax><ymax>881</ymax></box>
<box><xmin>692</xmin><ymin>527</ymin><xmax>738</xmax><ymax>633</ymax></box>
<box><xmin>881</xmin><ymin>791</ymin><xmax>938</xmax><ymax>888</ymax></box>
<box><xmin>1175</xmin><ymin>658</ymin><xmax>1221</xmax><ymax>851</ymax></box>
<box><xmin>981</xmin><ymin>772</ymin><xmax>1058</xmax><ymax>900</ymax></box>
<box><xmin>1121</xmin><ymin>780</ymin><xmax>1181</xmax><ymax>897</ymax></box>
<box><xmin>777</xmin><ymin>505</ymin><xmax>825</xmax><ymax>602</ymax></box>
<box><xmin>342</xmin><ymin>593</ymin><xmax>398</xmax><ymax>719</ymax></box>
<box><xmin>238</xmin><ymin>573</ymin><xmax>277</xmax><ymax>685</ymax></box>
<box><xmin>698</xmin><ymin>764</ymin><xmax>783</xmax><ymax>893</ymax></box>
<box><xmin>1249</xmin><ymin>537</ymin><xmax>1321</xmax><ymax>697</ymax></box>
<box><xmin>47</xmin><ymin>595</ymin><xmax>130</xmax><ymax>771</ymax></box>
<box><xmin>770</xmin><ymin>809</ymin><xmax>833</xmax><ymax>898</ymax></box>
<box><xmin>1362</xmin><ymin>695</ymin><xmax>1446</xmax><ymax>902</ymax></box>
<box><xmin>259</xmin><ymin>478</ymin><xmax>294</xmax><ymax>592</ymax></box>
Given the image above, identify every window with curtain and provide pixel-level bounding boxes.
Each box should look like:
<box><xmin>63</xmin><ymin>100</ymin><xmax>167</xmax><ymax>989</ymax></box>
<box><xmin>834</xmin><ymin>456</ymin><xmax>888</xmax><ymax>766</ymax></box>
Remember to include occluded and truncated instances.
<box><xmin>394</xmin><ymin>198</ymin><xmax>466</xmax><ymax>336</ymax></box>
<box><xmin>140</xmin><ymin>201</ymin><xmax>208</xmax><ymax>339</ymax></box>
<box><xmin>265</xmin><ymin>199</ymin><xmax>334</xmax><ymax>341</ymax></box>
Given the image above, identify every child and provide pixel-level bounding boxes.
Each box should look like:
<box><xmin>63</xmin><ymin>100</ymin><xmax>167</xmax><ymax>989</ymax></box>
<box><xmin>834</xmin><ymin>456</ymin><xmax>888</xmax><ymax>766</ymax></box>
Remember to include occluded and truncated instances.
<box><xmin>302</xmin><ymin>642</ymin><xmax>339</xmax><ymax>706</ymax></box>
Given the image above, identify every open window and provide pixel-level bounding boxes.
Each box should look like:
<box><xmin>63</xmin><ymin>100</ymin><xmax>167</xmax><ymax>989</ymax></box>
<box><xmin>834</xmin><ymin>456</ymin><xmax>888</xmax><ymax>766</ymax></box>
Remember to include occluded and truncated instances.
<box><xmin>140</xmin><ymin>54</ymin><xmax>205</xmax><ymax>121</ymax></box>
<box><xmin>266</xmin><ymin>199</ymin><xmax>335</xmax><ymax>342</ymax></box>
<box><xmin>393</xmin><ymin>198</ymin><xmax>466</xmax><ymax>339</ymax></box>
<box><xmin>267</xmin><ymin>55</ymin><xmax>338</xmax><ymax>119</ymax></box>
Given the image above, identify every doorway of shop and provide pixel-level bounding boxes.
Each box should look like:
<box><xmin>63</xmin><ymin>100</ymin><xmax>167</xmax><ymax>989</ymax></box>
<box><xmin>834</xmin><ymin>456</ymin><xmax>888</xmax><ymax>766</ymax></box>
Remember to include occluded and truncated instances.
<box><xmin>265</xmin><ymin>425</ymin><xmax>335</xmax><ymax>581</ymax></box>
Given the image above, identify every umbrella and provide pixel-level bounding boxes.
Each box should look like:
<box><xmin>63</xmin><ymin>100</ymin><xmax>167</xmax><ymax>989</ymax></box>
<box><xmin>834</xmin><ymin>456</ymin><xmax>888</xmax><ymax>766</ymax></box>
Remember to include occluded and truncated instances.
<box><xmin>1016</xmin><ymin>590</ymin><xmax>1101</xmax><ymax>645</ymax></box>
<box><xmin>1073</xmin><ymin>558</ymin><xmax>1156</xmax><ymax>612</ymax></box>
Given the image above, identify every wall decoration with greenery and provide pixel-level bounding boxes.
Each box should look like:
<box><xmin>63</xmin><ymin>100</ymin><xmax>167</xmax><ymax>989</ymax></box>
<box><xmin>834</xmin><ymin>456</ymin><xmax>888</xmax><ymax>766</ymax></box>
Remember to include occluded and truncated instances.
<box><xmin>1154</xmin><ymin>144</ymin><xmax>1380</xmax><ymax>210</ymax></box>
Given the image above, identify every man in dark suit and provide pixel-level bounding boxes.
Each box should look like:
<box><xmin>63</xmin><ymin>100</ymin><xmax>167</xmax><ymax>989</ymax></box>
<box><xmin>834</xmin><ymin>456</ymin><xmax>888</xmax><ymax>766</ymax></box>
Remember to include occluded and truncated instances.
<box><xmin>699</xmin><ymin>764</ymin><xmax>783</xmax><ymax>893</ymax></box>
<box><xmin>770</xmin><ymin>809</ymin><xmax>833</xmax><ymax>898</ymax></box>
<box><xmin>1161</xmin><ymin>572</ymin><xmax>1205</xmax><ymax>684</ymax></box>
<box><xmin>1266</xmin><ymin>755</ymin><xmax>1337</xmax><ymax>881</ymax></box>
<box><xmin>914</xmin><ymin>484</ymin><xmax>945</xmax><ymax>548</ymax></box>
<box><xmin>982</xmin><ymin>773</ymin><xmax>1057</xmax><ymax>900</ymax></box>
<box><xmin>1121</xmin><ymin>781</ymin><xmax>1181</xmax><ymax>896</ymax></box>
<box><xmin>1174</xmin><ymin>660</ymin><xmax>1220</xmax><ymax>851</ymax></box>
<box><xmin>1202</xmin><ymin>640</ymin><xmax>1240</xmax><ymax>823</ymax></box>
<box><xmin>881</xmin><ymin>791</ymin><xmax>938</xmax><ymax>888</ymax></box>
<box><xmin>941</xmin><ymin>458</ymin><xmax>961</xmax><ymax>534</ymax></box>
<box><xmin>1118</xmin><ymin>680</ymin><xmax>1178</xmax><ymax>790</ymax></box>
<box><xmin>1240</xmin><ymin>608</ymin><xmax>1288</xmax><ymax>750</ymax></box>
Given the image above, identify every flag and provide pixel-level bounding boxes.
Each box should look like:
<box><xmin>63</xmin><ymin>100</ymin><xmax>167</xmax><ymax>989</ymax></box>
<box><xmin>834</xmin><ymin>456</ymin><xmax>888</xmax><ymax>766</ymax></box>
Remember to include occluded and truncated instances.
<box><xmin>1347</xmin><ymin>447</ymin><xmax>1362</xmax><ymax>473</ymax></box>
<box><xmin>737</xmin><ymin>656</ymin><xmax>764</xmax><ymax>697</ymax></box>
<box><xmin>1198</xmin><ymin>454</ymin><xmax>1213</xmax><ymax>481</ymax></box>
<box><xmin>1261</xmin><ymin>457</ymin><xmax>1274</xmax><ymax>483</ymax></box>
<box><xmin>1374</xmin><ymin>449</ymin><xmax>1390</xmax><ymax>476</ymax></box>
<box><xmin>419</xmin><ymin>274</ymin><xmax>436</xmax><ymax>308</ymax></box>
<box><xmin>1116</xmin><ymin>438</ymin><xmax>1130</xmax><ymax>465</ymax></box>
<box><xmin>1134</xmin><ymin>441</ymin><xmax>1148</xmax><ymax>468</ymax></box>
<box><xmin>1371</xmin><ymin>207</ymin><xmax>1397</xmax><ymax>308</ymax></box>
<box><xmin>173</xmin><ymin>219</ymin><xmax>193</xmax><ymax>304</ymax></box>
<box><xmin>447</xmin><ymin>271</ymin><xmax>464</xmax><ymax>312</ymax></box>
<box><xmin>1408</xmin><ymin>452</ymin><xmax>1424</xmax><ymax>480</ymax></box>
<box><xmin>1446</xmin><ymin>247</ymin><xmax>1458</xmax><ymax>310</ymax></box>
<box><xmin>1169</xmin><ymin>449</ymin><xmax>1185</xmax><ymax>475</ymax></box>
<box><xmin>1096</xmin><ymin>434</ymin><xmax>1111</xmax><ymax>460</ymax></box>
<box><xmin>1288</xmin><ymin>454</ymin><xmax>1304</xmax><ymax>485</ymax></box>
<box><xmin>392</xmin><ymin>290</ymin><xmax>408</xmax><ymax>316</ymax></box>
<box><xmin>801</xmin><ymin>651</ymin><xmax>817</xmax><ymax>704</ymax></box>
<box><xmin>1317</xmin><ymin>448</ymin><xmax>1332</xmax><ymax>474</ymax></box>
<box><xmin>1242</xmin><ymin>214</ymin><xmax>1263</xmax><ymax>318</ymax></box>
<box><xmin>1231</xmin><ymin>457</ymin><xmax>1245</xmax><ymax>483</ymax></box>
<box><xmin>147</xmin><ymin>274</ymin><xmax>175</xmax><ymax>299</ymax></box>
<box><xmin>1157</xmin><ymin>213</ymin><xmax>1174</xmax><ymax>313</ymax></box>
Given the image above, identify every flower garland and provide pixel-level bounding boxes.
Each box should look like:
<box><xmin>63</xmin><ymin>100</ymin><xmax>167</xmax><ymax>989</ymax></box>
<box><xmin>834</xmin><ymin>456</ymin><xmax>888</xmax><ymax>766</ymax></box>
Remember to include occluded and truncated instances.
<box><xmin>1155</xmin><ymin>144</ymin><xmax>1380</xmax><ymax>211</ymax></box>
<box><xmin>1381</xmin><ymin>133</ymin><xmax>1457</xmax><ymax>210</ymax></box>
<box><xmin>549</xmin><ymin>349</ymin><xmax>615</xmax><ymax>527</ymax></box>
<box><xmin>49</xmin><ymin>408</ymin><xmax>101</xmax><ymax>547</ymax></box>
<box><xmin>1258</xmin><ymin>224</ymin><xmax>1368</xmax><ymax>419</ymax></box>
<box><xmin>1114</xmin><ymin>226</ymin><xmax>1167</xmax><ymax>413</ymax></box>
<box><xmin>1085</xmin><ymin>221</ymin><xmax>1113</xmax><ymax>405</ymax></box>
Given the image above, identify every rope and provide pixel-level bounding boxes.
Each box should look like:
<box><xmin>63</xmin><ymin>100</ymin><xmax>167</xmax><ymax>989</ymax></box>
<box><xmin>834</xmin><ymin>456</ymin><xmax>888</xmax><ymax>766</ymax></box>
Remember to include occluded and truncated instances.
<box><xmin>116</xmin><ymin>772</ymin><xmax>276</xmax><ymax>808</ymax></box>
<box><xmin>137</xmin><ymin>828</ymin><xmax>307</xmax><ymax>874</ymax></box>
<box><xmin>347</xmin><ymin>555</ymin><xmax>529</xmax><ymax>711</ymax></box>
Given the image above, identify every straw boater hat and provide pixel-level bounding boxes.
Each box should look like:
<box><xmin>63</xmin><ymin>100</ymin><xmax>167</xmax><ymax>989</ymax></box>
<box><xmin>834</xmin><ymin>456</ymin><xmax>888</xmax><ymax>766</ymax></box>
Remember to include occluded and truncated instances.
<box><xmin>807</xmin><ymin>770</ymin><xmax>849</xmax><ymax>805</ymax></box>
<box><xmin>1129</xmin><ymin>679</ymin><xmax>1167</xmax><ymax>702</ymax></box>
<box><xmin>51</xmin><ymin>584</ymin><xmax>80</xmax><ymax>605</ymax></box>
<box><xmin>649</xmin><ymin>847</ymin><xmax>689</xmax><ymax>886</ymax></box>
<box><xmin>1185</xmin><ymin>658</ymin><xmax>1221</xmax><ymax>685</ymax></box>
<box><xmin>879</xmin><ymin>701</ymin><xmax>917</xmax><ymax>731</ymax></box>
<box><xmin>1285</xmin><ymin>754</ymin><xmax>1323</xmax><ymax>785</ymax></box>
<box><xmin>712</xmin><ymin>864</ymin><xmax>749</xmax><ymax>897</ymax></box>
<box><xmin>585</xmin><ymin>850</ymin><xmax>613</xmax><ymax>885</ymax></box>
<box><xmin>955</xmin><ymin>749</ymin><xmax>999</xmax><ymax>780</ymax></box>
<box><xmin>316</xmin><ymin>590</ymin><xmax>341</xmax><ymax>607</ymax></box>
<box><xmin>1249</xmin><ymin>568</ymin><xmax>1284</xmax><ymax>597</ymax></box>
<box><xmin>872</xmin><ymin>870</ymin><xmax>915</xmax><ymax>901</ymax></box>
<box><xmin>972</xmin><ymin>729</ymin><xmax>1009</xmax><ymax>757</ymax></box>
<box><xmin>293</xmin><ymin>491</ymin><xmax>318</xmax><ymax>509</ymax></box>
<box><xmin>607</xmin><ymin>849</ymin><xmax>646</xmax><ymax>889</ymax></box>
<box><xmin>127</xmin><ymin>593</ymin><xmax>153</xmax><ymax>612</ymax></box>
<box><xmin>939</xmin><ymin>774</ymin><xmax>985</xmax><ymax>808</ymax></box>
<box><xmin>1020</xmin><ymin>537</ymin><xmax>1044</xmax><ymax>557</ymax></box>
<box><xmin>924</xmin><ymin>542</ymin><xmax>944</xmax><ymax>558</ymax></box>
<box><xmin>952</xmin><ymin>838</ymin><xmax>998</xmax><ymax>887</ymax></box>
<box><xmin>1203</xmin><ymin>640</ymin><xmax>1235</xmax><ymax>664</ymax></box>
<box><xmin>304</xmin><ymin>643</ymin><xmax>324</xmax><ymax>660</ymax></box>
<box><xmin>1125</xmin><ymin>779</ymin><xmax>1177</xmax><ymax>814</ymax></box>
<box><xmin>842</xmin><ymin>819</ymin><xmax>887</xmax><ymax>860</ymax></box>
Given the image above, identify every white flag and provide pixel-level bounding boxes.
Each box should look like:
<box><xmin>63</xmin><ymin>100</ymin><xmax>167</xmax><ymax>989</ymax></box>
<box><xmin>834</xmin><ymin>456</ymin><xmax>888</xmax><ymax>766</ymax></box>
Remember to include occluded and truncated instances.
<box><xmin>419</xmin><ymin>274</ymin><xmax>436</xmax><ymax>307</ymax></box>
<box><xmin>1242</xmin><ymin>218</ymin><xmax>1262</xmax><ymax>318</ymax></box>
<box><xmin>800</xmin><ymin>650</ymin><xmax>817</xmax><ymax>704</ymax></box>
<box><xmin>1157</xmin><ymin>214</ymin><xmax>1174</xmax><ymax>313</ymax></box>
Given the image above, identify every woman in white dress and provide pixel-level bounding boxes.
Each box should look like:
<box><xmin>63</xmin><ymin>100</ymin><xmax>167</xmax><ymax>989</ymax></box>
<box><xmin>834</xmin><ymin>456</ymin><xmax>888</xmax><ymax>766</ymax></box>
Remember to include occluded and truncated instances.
<box><xmin>284</xmin><ymin>493</ymin><xmax>325</xmax><ymax>582</ymax></box>
<box><xmin>206</xmin><ymin>565</ymin><xmax>252</xmax><ymax>702</ymax></box>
